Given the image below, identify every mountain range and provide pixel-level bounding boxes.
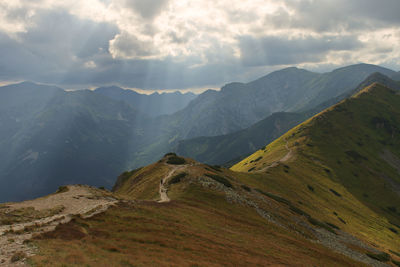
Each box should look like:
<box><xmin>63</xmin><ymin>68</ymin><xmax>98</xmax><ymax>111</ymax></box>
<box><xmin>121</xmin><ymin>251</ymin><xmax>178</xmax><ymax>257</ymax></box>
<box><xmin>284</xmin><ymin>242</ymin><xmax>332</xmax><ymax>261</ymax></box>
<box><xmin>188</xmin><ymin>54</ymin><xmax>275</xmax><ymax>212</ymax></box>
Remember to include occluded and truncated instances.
<box><xmin>94</xmin><ymin>86</ymin><xmax>196</xmax><ymax>117</ymax></box>
<box><xmin>0</xmin><ymin>64</ymin><xmax>399</xmax><ymax>203</ymax></box>
<box><xmin>176</xmin><ymin>72</ymin><xmax>400</xmax><ymax>165</ymax></box>
<box><xmin>2</xmin><ymin>81</ymin><xmax>399</xmax><ymax>266</ymax></box>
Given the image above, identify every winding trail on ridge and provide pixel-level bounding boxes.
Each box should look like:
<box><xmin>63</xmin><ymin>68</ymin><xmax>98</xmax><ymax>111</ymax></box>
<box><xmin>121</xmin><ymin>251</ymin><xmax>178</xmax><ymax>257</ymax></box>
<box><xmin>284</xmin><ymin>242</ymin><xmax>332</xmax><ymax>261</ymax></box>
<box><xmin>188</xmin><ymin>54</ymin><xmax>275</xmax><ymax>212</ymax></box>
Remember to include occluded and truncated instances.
<box><xmin>258</xmin><ymin>141</ymin><xmax>293</xmax><ymax>173</ymax></box>
<box><xmin>158</xmin><ymin>165</ymin><xmax>186</xmax><ymax>203</ymax></box>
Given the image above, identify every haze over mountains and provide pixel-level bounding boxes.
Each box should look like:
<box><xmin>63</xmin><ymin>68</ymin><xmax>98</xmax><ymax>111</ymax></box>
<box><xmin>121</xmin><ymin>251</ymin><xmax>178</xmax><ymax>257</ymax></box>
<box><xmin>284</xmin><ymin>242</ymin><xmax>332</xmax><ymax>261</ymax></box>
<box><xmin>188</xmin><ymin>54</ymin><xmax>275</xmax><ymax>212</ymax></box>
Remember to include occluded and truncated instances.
<box><xmin>95</xmin><ymin>86</ymin><xmax>196</xmax><ymax>117</ymax></box>
<box><xmin>0</xmin><ymin>63</ymin><xmax>399</xmax><ymax>202</ymax></box>
<box><xmin>8</xmin><ymin>81</ymin><xmax>399</xmax><ymax>266</ymax></box>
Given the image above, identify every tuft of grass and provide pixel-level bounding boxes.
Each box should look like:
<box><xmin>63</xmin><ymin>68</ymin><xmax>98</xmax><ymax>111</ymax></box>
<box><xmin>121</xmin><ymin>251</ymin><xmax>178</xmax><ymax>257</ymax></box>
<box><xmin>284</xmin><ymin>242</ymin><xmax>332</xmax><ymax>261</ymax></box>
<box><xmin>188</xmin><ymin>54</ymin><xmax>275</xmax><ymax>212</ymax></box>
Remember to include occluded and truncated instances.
<box><xmin>168</xmin><ymin>172</ymin><xmax>188</xmax><ymax>185</ymax></box>
<box><xmin>366</xmin><ymin>252</ymin><xmax>390</xmax><ymax>262</ymax></box>
<box><xmin>204</xmin><ymin>173</ymin><xmax>232</xmax><ymax>188</ymax></box>
<box><xmin>11</xmin><ymin>251</ymin><xmax>26</xmax><ymax>262</ymax></box>
<box><xmin>56</xmin><ymin>186</ymin><xmax>69</xmax><ymax>194</ymax></box>
<box><xmin>307</xmin><ymin>185</ymin><xmax>314</xmax><ymax>192</ymax></box>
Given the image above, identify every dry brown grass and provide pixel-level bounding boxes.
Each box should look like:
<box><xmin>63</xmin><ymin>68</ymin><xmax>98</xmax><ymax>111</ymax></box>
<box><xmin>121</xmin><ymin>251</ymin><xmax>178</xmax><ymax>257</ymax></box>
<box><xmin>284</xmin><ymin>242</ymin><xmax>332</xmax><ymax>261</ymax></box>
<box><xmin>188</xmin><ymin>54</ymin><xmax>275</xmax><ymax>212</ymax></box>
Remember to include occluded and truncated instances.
<box><xmin>0</xmin><ymin>205</ymin><xmax>65</xmax><ymax>226</ymax></box>
<box><xmin>30</xmin><ymin>184</ymin><xmax>362</xmax><ymax>267</ymax></box>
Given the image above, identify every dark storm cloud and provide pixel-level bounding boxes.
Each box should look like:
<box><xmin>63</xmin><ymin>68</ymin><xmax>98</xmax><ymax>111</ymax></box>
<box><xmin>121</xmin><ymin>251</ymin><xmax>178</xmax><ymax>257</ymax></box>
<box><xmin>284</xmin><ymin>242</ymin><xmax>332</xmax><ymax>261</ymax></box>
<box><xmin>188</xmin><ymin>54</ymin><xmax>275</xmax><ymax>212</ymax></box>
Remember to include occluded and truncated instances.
<box><xmin>239</xmin><ymin>35</ymin><xmax>364</xmax><ymax>66</ymax></box>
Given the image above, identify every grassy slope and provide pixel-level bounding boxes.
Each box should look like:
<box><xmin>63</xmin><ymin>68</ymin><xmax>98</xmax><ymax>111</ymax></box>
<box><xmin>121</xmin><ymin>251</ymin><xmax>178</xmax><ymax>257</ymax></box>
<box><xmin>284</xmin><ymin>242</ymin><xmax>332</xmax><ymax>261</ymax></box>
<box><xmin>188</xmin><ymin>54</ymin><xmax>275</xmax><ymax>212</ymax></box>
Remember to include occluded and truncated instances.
<box><xmin>232</xmin><ymin>83</ymin><xmax>400</xmax><ymax>255</ymax></box>
<box><xmin>29</xmin><ymin>163</ymin><xmax>361</xmax><ymax>267</ymax></box>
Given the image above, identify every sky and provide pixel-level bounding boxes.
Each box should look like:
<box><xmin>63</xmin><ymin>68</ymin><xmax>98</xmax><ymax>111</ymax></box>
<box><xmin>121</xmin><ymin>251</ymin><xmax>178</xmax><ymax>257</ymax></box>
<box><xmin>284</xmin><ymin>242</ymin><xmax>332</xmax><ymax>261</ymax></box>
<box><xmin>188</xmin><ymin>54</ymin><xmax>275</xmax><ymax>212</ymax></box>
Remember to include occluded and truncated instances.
<box><xmin>0</xmin><ymin>0</ymin><xmax>399</xmax><ymax>92</ymax></box>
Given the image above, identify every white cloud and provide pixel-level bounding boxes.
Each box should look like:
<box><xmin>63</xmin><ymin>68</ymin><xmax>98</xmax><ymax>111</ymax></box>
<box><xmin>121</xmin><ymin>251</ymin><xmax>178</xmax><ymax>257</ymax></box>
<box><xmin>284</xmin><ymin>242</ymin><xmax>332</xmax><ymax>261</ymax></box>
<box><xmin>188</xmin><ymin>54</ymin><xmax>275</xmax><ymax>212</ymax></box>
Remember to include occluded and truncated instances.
<box><xmin>0</xmin><ymin>0</ymin><xmax>399</xmax><ymax>89</ymax></box>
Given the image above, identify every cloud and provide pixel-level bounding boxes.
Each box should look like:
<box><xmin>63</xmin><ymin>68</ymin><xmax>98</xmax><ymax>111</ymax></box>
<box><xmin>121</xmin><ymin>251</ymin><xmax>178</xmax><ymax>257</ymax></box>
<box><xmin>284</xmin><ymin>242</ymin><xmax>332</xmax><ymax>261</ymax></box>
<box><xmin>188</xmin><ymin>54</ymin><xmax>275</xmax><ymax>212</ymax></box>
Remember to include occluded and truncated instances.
<box><xmin>239</xmin><ymin>35</ymin><xmax>364</xmax><ymax>66</ymax></box>
<box><xmin>118</xmin><ymin>0</ymin><xmax>169</xmax><ymax>19</ymax></box>
<box><xmin>0</xmin><ymin>0</ymin><xmax>399</xmax><ymax>90</ymax></box>
<box><xmin>270</xmin><ymin>0</ymin><xmax>400</xmax><ymax>32</ymax></box>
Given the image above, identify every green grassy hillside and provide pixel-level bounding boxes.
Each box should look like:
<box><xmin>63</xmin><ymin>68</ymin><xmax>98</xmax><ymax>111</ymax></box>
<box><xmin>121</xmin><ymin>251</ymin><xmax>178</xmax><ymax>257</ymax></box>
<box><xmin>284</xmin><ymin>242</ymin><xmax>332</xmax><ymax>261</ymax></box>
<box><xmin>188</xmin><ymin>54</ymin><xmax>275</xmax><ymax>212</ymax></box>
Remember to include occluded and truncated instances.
<box><xmin>233</xmin><ymin>83</ymin><xmax>400</xmax><ymax>259</ymax></box>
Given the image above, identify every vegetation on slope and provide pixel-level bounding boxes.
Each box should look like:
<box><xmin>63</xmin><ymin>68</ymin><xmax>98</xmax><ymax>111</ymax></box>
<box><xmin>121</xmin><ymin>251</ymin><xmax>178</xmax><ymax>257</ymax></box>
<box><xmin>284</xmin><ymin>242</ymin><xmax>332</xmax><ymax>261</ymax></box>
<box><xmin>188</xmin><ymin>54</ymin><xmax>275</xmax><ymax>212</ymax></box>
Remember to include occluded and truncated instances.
<box><xmin>232</xmin><ymin>83</ymin><xmax>400</xmax><ymax>257</ymax></box>
<box><xmin>8</xmin><ymin>82</ymin><xmax>400</xmax><ymax>266</ymax></box>
<box><xmin>29</xmin><ymin>167</ymin><xmax>362</xmax><ymax>267</ymax></box>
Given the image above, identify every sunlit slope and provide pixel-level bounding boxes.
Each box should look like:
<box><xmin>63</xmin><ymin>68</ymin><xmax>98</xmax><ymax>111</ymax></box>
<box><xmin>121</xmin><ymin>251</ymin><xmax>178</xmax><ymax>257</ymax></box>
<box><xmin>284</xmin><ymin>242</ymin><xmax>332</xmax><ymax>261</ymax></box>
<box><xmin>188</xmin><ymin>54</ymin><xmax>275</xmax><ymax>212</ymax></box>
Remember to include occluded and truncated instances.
<box><xmin>30</xmin><ymin>155</ymin><xmax>363</xmax><ymax>267</ymax></box>
<box><xmin>232</xmin><ymin>83</ymin><xmax>400</xmax><ymax>254</ymax></box>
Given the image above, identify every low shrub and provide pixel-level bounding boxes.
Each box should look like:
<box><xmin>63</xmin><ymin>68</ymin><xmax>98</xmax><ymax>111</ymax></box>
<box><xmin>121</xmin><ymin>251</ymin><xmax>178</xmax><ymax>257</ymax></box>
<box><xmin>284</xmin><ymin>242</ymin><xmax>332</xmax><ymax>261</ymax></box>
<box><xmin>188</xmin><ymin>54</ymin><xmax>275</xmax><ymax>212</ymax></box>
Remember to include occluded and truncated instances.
<box><xmin>208</xmin><ymin>165</ymin><xmax>222</xmax><ymax>172</ymax></box>
<box><xmin>56</xmin><ymin>186</ymin><xmax>69</xmax><ymax>194</ymax></box>
<box><xmin>307</xmin><ymin>185</ymin><xmax>314</xmax><ymax>192</ymax></box>
<box><xmin>289</xmin><ymin>205</ymin><xmax>310</xmax><ymax>217</ymax></box>
<box><xmin>205</xmin><ymin>173</ymin><xmax>232</xmax><ymax>188</ymax></box>
<box><xmin>325</xmin><ymin>222</ymin><xmax>340</xmax><ymax>230</ymax></box>
<box><xmin>308</xmin><ymin>217</ymin><xmax>336</xmax><ymax>234</ymax></box>
<box><xmin>241</xmin><ymin>185</ymin><xmax>251</xmax><ymax>192</ymax></box>
<box><xmin>329</xmin><ymin>188</ymin><xmax>342</xmax><ymax>197</ymax></box>
<box><xmin>168</xmin><ymin>173</ymin><xmax>187</xmax><ymax>185</ymax></box>
<box><xmin>255</xmin><ymin>189</ymin><xmax>291</xmax><ymax>205</ymax></box>
<box><xmin>387</xmin><ymin>206</ymin><xmax>397</xmax><ymax>213</ymax></box>
<box><xmin>366</xmin><ymin>252</ymin><xmax>390</xmax><ymax>262</ymax></box>
<box><xmin>390</xmin><ymin>221</ymin><xmax>400</xmax><ymax>229</ymax></box>
<box><xmin>166</xmin><ymin>156</ymin><xmax>186</xmax><ymax>165</ymax></box>
<box><xmin>345</xmin><ymin>150</ymin><xmax>368</xmax><ymax>161</ymax></box>
<box><xmin>254</xmin><ymin>156</ymin><xmax>263</xmax><ymax>162</ymax></box>
<box><xmin>390</xmin><ymin>250</ymin><xmax>400</xmax><ymax>257</ymax></box>
<box><xmin>393</xmin><ymin>259</ymin><xmax>400</xmax><ymax>267</ymax></box>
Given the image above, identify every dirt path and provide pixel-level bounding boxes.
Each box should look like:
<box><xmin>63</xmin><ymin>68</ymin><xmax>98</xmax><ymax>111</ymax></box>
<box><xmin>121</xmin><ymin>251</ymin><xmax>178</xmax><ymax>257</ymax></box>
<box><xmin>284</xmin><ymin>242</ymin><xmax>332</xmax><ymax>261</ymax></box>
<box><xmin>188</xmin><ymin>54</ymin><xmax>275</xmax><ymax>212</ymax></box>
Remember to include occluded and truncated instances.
<box><xmin>158</xmin><ymin>165</ymin><xmax>185</xmax><ymax>203</ymax></box>
<box><xmin>258</xmin><ymin>141</ymin><xmax>293</xmax><ymax>173</ymax></box>
<box><xmin>0</xmin><ymin>185</ymin><xmax>117</xmax><ymax>266</ymax></box>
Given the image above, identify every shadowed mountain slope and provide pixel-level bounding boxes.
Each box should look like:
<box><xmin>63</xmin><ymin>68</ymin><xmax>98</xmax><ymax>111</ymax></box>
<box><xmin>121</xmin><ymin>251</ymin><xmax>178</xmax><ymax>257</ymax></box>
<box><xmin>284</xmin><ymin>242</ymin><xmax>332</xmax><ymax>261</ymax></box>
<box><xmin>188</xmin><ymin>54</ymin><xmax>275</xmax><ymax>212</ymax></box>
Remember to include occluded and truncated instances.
<box><xmin>161</xmin><ymin>64</ymin><xmax>396</xmax><ymax>140</ymax></box>
<box><xmin>0</xmin><ymin>83</ymin><xmax>149</xmax><ymax>202</ymax></box>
